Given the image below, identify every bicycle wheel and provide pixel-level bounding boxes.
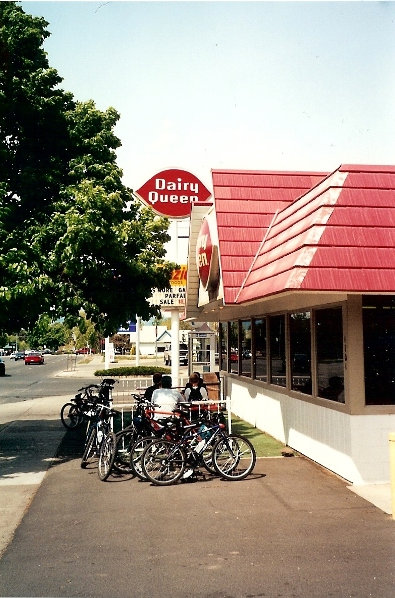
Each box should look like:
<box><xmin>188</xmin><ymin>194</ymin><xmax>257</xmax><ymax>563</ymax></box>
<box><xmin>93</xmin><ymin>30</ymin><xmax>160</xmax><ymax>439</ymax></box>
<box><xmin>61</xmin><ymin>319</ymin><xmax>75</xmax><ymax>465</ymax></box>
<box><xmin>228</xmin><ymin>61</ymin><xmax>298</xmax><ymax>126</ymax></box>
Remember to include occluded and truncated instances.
<box><xmin>201</xmin><ymin>442</ymin><xmax>217</xmax><ymax>475</ymax></box>
<box><xmin>129</xmin><ymin>436</ymin><xmax>154</xmax><ymax>480</ymax></box>
<box><xmin>81</xmin><ymin>428</ymin><xmax>97</xmax><ymax>468</ymax></box>
<box><xmin>60</xmin><ymin>402</ymin><xmax>82</xmax><ymax>429</ymax></box>
<box><xmin>212</xmin><ymin>434</ymin><xmax>256</xmax><ymax>480</ymax></box>
<box><xmin>142</xmin><ymin>439</ymin><xmax>186</xmax><ymax>485</ymax></box>
<box><xmin>112</xmin><ymin>430</ymin><xmax>135</xmax><ymax>474</ymax></box>
<box><xmin>98</xmin><ymin>432</ymin><xmax>117</xmax><ymax>481</ymax></box>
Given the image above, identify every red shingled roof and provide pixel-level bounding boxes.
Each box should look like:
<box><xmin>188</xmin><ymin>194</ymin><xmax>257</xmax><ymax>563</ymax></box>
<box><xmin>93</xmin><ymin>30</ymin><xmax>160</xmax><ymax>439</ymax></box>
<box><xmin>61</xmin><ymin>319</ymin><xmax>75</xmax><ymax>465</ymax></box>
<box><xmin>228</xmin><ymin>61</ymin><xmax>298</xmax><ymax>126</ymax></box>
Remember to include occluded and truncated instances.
<box><xmin>234</xmin><ymin>165</ymin><xmax>395</xmax><ymax>304</ymax></box>
<box><xmin>212</xmin><ymin>169</ymin><xmax>328</xmax><ymax>303</ymax></box>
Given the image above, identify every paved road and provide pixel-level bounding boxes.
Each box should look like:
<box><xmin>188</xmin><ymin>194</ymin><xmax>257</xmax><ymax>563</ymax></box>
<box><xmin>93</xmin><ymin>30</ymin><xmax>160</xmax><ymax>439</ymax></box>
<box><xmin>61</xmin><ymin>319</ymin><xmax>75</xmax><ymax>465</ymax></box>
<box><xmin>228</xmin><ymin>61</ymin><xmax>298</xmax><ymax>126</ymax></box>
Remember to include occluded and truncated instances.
<box><xmin>0</xmin><ymin>354</ymin><xmax>90</xmax><ymax>404</ymax></box>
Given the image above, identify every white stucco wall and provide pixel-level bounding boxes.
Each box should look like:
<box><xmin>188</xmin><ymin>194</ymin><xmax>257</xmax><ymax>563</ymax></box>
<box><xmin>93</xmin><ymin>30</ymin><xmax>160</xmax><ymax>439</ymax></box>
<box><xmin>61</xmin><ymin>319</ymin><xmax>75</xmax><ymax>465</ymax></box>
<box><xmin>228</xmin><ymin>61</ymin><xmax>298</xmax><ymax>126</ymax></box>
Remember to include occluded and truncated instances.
<box><xmin>226</xmin><ymin>376</ymin><xmax>395</xmax><ymax>485</ymax></box>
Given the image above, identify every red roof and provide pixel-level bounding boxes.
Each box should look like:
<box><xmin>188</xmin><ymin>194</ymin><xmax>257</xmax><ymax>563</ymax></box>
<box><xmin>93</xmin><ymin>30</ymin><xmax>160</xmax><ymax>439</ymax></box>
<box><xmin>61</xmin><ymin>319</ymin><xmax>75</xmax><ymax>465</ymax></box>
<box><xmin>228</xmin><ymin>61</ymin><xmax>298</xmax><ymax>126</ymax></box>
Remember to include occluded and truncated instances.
<box><xmin>230</xmin><ymin>165</ymin><xmax>395</xmax><ymax>304</ymax></box>
<box><xmin>212</xmin><ymin>169</ymin><xmax>328</xmax><ymax>303</ymax></box>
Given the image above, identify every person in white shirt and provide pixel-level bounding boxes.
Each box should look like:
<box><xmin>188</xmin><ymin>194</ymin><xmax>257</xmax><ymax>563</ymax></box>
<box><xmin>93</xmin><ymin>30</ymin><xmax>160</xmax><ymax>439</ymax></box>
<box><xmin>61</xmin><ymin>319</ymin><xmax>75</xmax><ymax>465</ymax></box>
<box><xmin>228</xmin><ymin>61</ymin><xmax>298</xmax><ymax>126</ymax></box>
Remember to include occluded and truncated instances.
<box><xmin>151</xmin><ymin>375</ymin><xmax>183</xmax><ymax>419</ymax></box>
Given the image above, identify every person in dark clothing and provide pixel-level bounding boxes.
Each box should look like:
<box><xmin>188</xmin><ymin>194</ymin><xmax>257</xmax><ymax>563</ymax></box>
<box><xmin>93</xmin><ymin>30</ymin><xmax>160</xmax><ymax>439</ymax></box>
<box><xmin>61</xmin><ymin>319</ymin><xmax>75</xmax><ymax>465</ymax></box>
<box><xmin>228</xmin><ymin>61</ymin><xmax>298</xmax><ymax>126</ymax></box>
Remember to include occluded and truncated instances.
<box><xmin>144</xmin><ymin>372</ymin><xmax>162</xmax><ymax>401</ymax></box>
<box><xmin>183</xmin><ymin>372</ymin><xmax>208</xmax><ymax>402</ymax></box>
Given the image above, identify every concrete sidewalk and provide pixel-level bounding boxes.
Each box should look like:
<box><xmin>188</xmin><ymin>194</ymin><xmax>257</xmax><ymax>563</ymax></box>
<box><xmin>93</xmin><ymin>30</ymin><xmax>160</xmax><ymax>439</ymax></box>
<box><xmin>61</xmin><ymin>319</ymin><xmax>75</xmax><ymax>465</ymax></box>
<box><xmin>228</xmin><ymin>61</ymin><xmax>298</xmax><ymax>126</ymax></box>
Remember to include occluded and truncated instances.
<box><xmin>57</xmin><ymin>356</ymin><xmax>395</xmax><ymax>517</ymax></box>
<box><xmin>0</xmin><ymin>436</ymin><xmax>394</xmax><ymax>598</ymax></box>
<box><xmin>0</xmin><ymin>393</ymin><xmax>72</xmax><ymax>557</ymax></box>
<box><xmin>0</xmin><ymin>354</ymin><xmax>393</xmax><ymax>562</ymax></box>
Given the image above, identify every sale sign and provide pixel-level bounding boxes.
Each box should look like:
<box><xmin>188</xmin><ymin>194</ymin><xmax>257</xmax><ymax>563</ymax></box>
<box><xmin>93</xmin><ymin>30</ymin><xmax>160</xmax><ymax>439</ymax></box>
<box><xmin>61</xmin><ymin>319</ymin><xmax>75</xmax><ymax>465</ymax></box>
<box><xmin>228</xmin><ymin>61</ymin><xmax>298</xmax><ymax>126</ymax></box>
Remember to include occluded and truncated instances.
<box><xmin>136</xmin><ymin>169</ymin><xmax>211</xmax><ymax>219</ymax></box>
<box><xmin>151</xmin><ymin>265</ymin><xmax>187</xmax><ymax>310</ymax></box>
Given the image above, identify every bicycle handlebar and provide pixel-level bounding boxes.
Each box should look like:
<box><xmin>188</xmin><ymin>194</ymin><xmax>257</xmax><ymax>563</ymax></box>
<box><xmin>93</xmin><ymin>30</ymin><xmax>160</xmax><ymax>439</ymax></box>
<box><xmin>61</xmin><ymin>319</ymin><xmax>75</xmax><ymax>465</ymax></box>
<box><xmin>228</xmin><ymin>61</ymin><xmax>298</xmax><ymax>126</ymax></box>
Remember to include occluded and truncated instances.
<box><xmin>78</xmin><ymin>384</ymin><xmax>100</xmax><ymax>392</ymax></box>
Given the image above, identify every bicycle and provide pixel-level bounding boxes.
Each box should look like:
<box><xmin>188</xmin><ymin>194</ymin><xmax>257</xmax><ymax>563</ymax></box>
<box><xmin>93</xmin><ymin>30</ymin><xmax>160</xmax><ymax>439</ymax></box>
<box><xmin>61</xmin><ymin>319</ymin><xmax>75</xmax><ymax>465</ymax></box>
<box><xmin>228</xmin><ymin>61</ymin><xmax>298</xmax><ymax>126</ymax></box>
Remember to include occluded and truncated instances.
<box><xmin>81</xmin><ymin>380</ymin><xmax>117</xmax><ymax>469</ymax></box>
<box><xmin>81</xmin><ymin>400</ymin><xmax>117</xmax><ymax>468</ymax></box>
<box><xmin>60</xmin><ymin>378</ymin><xmax>117</xmax><ymax>430</ymax></box>
<box><xmin>98</xmin><ymin>395</ymin><xmax>191</xmax><ymax>481</ymax></box>
<box><xmin>141</xmin><ymin>416</ymin><xmax>256</xmax><ymax>485</ymax></box>
<box><xmin>128</xmin><ymin>402</ymin><xmax>193</xmax><ymax>481</ymax></box>
<box><xmin>60</xmin><ymin>384</ymin><xmax>100</xmax><ymax>429</ymax></box>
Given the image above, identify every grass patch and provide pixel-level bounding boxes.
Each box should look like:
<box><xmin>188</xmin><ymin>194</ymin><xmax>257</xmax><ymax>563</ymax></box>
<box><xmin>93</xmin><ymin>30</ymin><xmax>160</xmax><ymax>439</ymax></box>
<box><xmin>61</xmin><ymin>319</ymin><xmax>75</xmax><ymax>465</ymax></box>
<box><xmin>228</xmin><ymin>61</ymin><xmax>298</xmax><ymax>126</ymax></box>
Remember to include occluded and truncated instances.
<box><xmin>231</xmin><ymin>415</ymin><xmax>285</xmax><ymax>457</ymax></box>
<box><xmin>77</xmin><ymin>356</ymin><xmax>96</xmax><ymax>365</ymax></box>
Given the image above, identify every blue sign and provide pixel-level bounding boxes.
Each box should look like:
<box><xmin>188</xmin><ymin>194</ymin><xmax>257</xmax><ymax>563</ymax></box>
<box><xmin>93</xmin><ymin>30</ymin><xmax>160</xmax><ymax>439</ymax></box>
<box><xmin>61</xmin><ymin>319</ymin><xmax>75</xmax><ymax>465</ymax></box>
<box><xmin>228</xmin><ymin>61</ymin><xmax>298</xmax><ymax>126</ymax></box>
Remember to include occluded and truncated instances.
<box><xmin>118</xmin><ymin>322</ymin><xmax>136</xmax><ymax>333</ymax></box>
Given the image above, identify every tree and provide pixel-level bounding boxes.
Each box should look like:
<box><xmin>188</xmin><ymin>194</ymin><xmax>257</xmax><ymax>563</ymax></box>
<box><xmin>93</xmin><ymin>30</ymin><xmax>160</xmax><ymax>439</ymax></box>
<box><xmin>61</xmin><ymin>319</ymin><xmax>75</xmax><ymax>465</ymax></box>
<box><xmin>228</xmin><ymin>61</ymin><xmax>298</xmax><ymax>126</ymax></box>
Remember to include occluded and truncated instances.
<box><xmin>0</xmin><ymin>3</ymin><xmax>174</xmax><ymax>335</ymax></box>
<box><xmin>27</xmin><ymin>314</ymin><xmax>70</xmax><ymax>352</ymax></box>
<box><xmin>110</xmin><ymin>333</ymin><xmax>131</xmax><ymax>354</ymax></box>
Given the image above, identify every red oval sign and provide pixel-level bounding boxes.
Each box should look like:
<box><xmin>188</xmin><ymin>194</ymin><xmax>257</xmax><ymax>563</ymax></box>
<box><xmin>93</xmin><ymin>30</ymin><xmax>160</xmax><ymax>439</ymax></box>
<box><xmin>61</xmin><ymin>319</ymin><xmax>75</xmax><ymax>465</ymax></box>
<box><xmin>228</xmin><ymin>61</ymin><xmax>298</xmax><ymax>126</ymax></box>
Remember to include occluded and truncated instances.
<box><xmin>136</xmin><ymin>169</ymin><xmax>211</xmax><ymax>219</ymax></box>
<box><xmin>197</xmin><ymin>218</ymin><xmax>220</xmax><ymax>297</ymax></box>
<box><xmin>197</xmin><ymin>218</ymin><xmax>212</xmax><ymax>288</ymax></box>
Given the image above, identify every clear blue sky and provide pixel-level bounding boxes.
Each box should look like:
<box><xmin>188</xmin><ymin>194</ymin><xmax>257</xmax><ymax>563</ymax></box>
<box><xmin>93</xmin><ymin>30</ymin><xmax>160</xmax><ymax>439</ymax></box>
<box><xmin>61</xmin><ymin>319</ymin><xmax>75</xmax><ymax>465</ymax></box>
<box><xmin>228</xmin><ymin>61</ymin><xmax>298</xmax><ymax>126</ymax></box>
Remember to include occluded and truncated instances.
<box><xmin>21</xmin><ymin>1</ymin><xmax>395</xmax><ymax>195</ymax></box>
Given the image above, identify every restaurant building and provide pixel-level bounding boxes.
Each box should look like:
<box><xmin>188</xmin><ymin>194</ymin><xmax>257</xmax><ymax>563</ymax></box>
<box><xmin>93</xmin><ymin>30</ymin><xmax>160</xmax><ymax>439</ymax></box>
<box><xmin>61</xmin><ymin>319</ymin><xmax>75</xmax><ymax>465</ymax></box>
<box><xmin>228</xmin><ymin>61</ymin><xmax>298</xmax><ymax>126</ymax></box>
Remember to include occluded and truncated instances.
<box><xmin>185</xmin><ymin>164</ymin><xmax>395</xmax><ymax>485</ymax></box>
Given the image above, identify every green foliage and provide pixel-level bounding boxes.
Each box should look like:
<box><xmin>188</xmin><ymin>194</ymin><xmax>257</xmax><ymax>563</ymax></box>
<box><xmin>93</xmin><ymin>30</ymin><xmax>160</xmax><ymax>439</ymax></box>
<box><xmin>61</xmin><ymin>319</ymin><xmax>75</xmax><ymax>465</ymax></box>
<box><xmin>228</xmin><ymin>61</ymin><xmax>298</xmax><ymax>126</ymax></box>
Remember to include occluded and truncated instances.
<box><xmin>27</xmin><ymin>314</ymin><xmax>70</xmax><ymax>351</ymax></box>
<box><xmin>0</xmin><ymin>331</ymin><xmax>8</xmax><ymax>348</ymax></box>
<box><xmin>72</xmin><ymin>314</ymin><xmax>100</xmax><ymax>351</ymax></box>
<box><xmin>94</xmin><ymin>365</ymin><xmax>170</xmax><ymax>377</ymax></box>
<box><xmin>0</xmin><ymin>3</ymin><xmax>175</xmax><ymax>335</ymax></box>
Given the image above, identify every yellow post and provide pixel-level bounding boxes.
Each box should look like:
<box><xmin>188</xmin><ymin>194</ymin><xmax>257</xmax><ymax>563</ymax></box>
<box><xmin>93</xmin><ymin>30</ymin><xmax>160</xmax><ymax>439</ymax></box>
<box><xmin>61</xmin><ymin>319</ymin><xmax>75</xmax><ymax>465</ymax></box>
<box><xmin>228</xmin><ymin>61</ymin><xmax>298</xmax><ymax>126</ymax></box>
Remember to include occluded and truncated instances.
<box><xmin>389</xmin><ymin>432</ymin><xmax>395</xmax><ymax>520</ymax></box>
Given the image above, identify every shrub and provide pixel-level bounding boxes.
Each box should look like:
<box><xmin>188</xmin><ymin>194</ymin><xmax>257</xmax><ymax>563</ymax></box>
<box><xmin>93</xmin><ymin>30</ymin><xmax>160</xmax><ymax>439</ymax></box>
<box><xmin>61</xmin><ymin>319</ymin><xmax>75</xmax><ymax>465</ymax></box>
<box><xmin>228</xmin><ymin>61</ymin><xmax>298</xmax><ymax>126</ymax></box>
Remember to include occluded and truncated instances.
<box><xmin>94</xmin><ymin>365</ymin><xmax>170</xmax><ymax>377</ymax></box>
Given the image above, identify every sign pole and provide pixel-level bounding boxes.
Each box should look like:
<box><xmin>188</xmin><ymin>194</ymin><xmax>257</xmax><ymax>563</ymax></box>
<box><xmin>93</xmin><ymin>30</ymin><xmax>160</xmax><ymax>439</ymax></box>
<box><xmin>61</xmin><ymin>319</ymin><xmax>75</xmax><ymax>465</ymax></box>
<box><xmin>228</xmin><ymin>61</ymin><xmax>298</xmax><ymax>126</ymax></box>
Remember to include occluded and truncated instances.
<box><xmin>171</xmin><ymin>309</ymin><xmax>180</xmax><ymax>387</ymax></box>
<box><xmin>135</xmin><ymin>316</ymin><xmax>140</xmax><ymax>366</ymax></box>
<box><xmin>134</xmin><ymin>167</ymin><xmax>212</xmax><ymax>390</ymax></box>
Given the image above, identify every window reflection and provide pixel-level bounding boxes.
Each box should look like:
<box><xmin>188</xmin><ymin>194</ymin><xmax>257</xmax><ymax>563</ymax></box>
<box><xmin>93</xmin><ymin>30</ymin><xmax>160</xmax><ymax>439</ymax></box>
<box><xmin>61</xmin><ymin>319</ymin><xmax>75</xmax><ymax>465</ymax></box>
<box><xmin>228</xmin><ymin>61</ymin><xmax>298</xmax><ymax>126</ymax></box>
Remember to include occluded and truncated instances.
<box><xmin>253</xmin><ymin>318</ymin><xmax>267</xmax><ymax>381</ymax></box>
<box><xmin>219</xmin><ymin>322</ymin><xmax>227</xmax><ymax>372</ymax></box>
<box><xmin>240</xmin><ymin>320</ymin><xmax>252</xmax><ymax>377</ymax></box>
<box><xmin>229</xmin><ymin>321</ymin><xmax>239</xmax><ymax>374</ymax></box>
<box><xmin>316</xmin><ymin>308</ymin><xmax>344</xmax><ymax>402</ymax></box>
<box><xmin>290</xmin><ymin>312</ymin><xmax>312</xmax><ymax>395</ymax></box>
<box><xmin>363</xmin><ymin>296</ymin><xmax>395</xmax><ymax>405</ymax></box>
<box><xmin>270</xmin><ymin>315</ymin><xmax>286</xmax><ymax>387</ymax></box>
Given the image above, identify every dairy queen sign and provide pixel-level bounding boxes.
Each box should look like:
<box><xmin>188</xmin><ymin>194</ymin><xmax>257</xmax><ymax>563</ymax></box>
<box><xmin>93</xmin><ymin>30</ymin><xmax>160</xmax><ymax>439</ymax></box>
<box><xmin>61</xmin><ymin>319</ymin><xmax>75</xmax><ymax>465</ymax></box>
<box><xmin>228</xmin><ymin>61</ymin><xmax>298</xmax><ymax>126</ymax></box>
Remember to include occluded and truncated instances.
<box><xmin>135</xmin><ymin>169</ymin><xmax>211</xmax><ymax>219</ymax></box>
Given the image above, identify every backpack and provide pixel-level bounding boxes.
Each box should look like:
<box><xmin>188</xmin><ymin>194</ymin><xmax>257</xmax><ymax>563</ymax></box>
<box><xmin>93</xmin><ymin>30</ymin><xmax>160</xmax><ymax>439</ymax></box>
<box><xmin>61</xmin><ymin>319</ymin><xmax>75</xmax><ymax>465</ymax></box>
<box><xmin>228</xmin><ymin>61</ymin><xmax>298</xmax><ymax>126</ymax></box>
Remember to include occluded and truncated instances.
<box><xmin>188</xmin><ymin>385</ymin><xmax>204</xmax><ymax>402</ymax></box>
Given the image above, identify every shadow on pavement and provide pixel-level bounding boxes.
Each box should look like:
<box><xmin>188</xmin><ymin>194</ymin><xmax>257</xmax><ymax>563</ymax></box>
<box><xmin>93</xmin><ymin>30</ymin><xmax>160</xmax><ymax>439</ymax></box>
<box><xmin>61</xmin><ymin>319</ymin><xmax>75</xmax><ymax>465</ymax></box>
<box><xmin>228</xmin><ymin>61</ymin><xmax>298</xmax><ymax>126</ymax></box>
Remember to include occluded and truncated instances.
<box><xmin>54</xmin><ymin>425</ymin><xmax>85</xmax><ymax>463</ymax></box>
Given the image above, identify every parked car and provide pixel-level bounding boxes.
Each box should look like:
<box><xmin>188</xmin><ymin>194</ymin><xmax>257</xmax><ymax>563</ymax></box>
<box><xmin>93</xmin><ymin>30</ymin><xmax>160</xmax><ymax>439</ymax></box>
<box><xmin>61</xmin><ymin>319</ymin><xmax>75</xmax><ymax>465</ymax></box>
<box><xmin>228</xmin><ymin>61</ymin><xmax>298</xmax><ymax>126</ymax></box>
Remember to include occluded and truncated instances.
<box><xmin>24</xmin><ymin>352</ymin><xmax>44</xmax><ymax>365</ymax></box>
<box><xmin>75</xmin><ymin>347</ymin><xmax>94</xmax><ymax>355</ymax></box>
<box><xmin>10</xmin><ymin>351</ymin><xmax>25</xmax><ymax>360</ymax></box>
<box><xmin>230</xmin><ymin>351</ymin><xmax>238</xmax><ymax>362</ymax></box>
<box><xmin>0</xmin><ymin>358</ymin><xmax>5</xmax><ymax>376</ymax></box>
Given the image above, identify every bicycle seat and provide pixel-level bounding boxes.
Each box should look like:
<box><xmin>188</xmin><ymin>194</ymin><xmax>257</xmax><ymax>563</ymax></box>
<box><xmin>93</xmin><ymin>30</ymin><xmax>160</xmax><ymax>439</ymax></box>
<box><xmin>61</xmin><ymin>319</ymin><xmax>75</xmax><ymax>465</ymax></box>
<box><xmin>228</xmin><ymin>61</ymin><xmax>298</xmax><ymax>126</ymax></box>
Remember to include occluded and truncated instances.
<box><xmin>101</xmin><ymin>378</ymin><xmax>117</xmax><ymax>386</ymax></box>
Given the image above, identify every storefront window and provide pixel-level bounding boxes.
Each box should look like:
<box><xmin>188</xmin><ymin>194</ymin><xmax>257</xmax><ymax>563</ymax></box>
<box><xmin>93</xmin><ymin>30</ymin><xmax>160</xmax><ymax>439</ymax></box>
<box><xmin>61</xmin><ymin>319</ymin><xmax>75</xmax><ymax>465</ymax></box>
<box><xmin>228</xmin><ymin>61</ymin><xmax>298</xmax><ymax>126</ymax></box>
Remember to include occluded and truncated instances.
<box><xmin>290</xmin><ymin>312</ymin><xmax>312</xmax><ymax>394</ymax></box>
<box><xmin>240</xmin><ymin>320</ymin><xmax>252</xmax><ymax>377</ymax></box>
<box><xmin>316</xmin><ymin>308</ymin><xmax>344</xmax><ymax>402</ymax></box>
<box><xmin>219</xmin><ymin>322</ymin><xmax>227</xmax><ymax>371</ymax></box>
<box><xmin>363</xmin><ymin>296</ymin><xmax>395</xmax><ymax>405</ymax></box>
<box><xmin>269</xmin><ymin>315</ymin><xmax>286</xmax><ymax>387</ymax></box>
<box><xmin>229</xmin><ymin>321</ymin><xmax>239</xmax><ymax>374</ymax></box>
<box><xmin>253</xmin><ymin>318</ymin><xmax>267</xmax><ymax>381</ymax></box>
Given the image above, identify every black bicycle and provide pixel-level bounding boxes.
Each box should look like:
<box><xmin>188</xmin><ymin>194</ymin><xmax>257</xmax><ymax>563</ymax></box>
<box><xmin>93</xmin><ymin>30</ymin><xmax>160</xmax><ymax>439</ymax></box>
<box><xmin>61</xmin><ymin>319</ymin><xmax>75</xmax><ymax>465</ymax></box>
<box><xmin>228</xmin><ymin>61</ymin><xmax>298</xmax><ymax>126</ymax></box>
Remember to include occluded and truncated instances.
<box><xmin>141</xmin><ymin>416</ymin><xmax>256</xmax><ymax>485</ymax></box>
<box><xmin>98</xmin><ymin>395</ymin><xmax>191</xmax><ymax>481</ymax></box>
<box><xmin>61</xmin><ymin>378</ymin><xmax>117</xmax><ymax>430</ymax></box>
<box><xmin>60</xmin><ymin>384</ymin><xmax>100</xmax><ymax>429</ymax></box>
<box><xmin>80</xmin><ymin>380</ymin><xmax>118</xmax><ymax>469</ymax></box>
<box><xmin>81</xmin><ymin>400</ymin><xmax>117</xmax><ymax>468</ymax></box>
